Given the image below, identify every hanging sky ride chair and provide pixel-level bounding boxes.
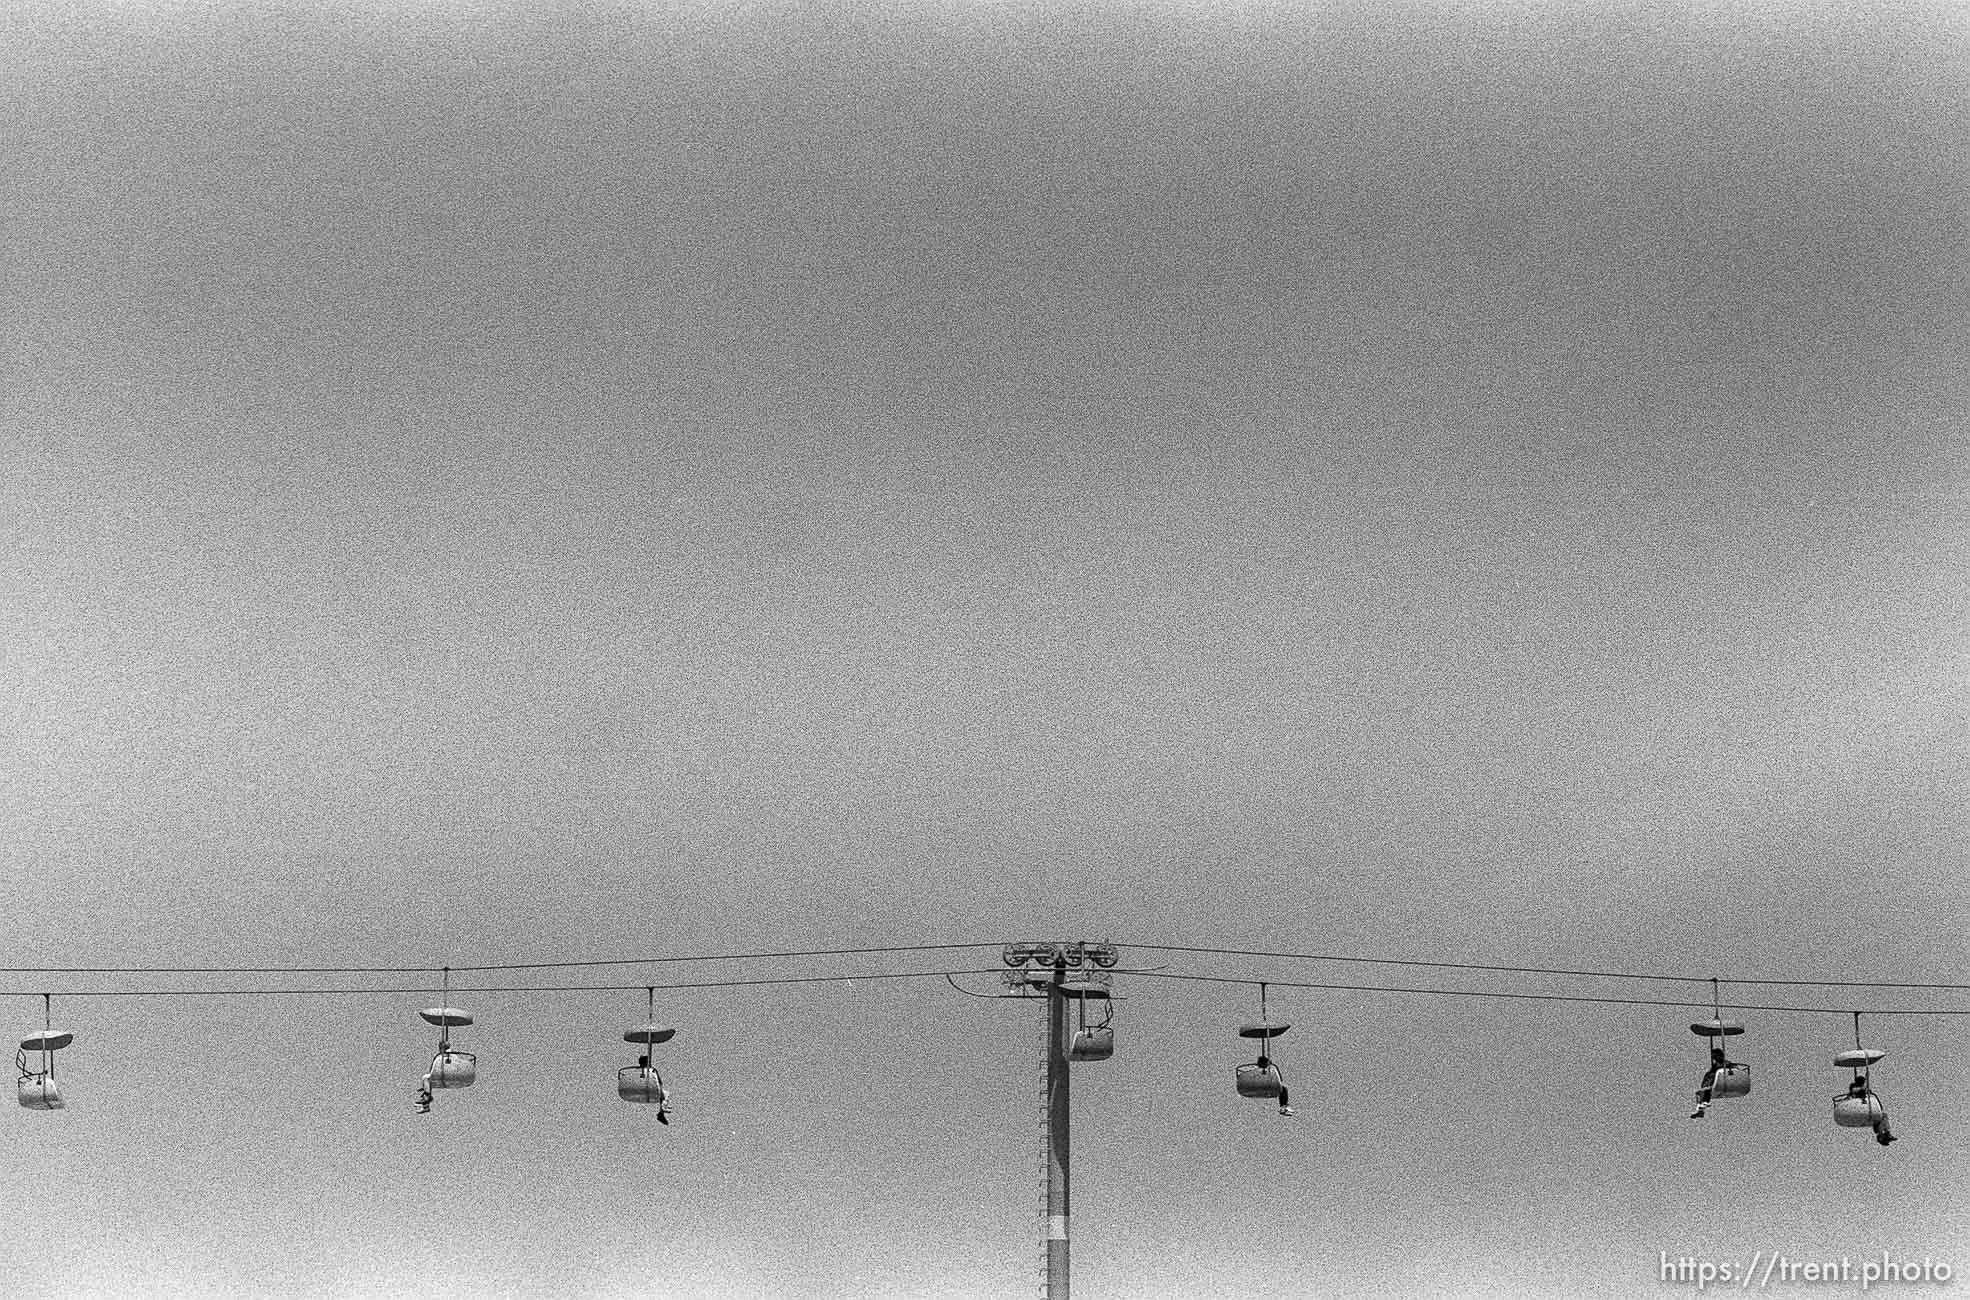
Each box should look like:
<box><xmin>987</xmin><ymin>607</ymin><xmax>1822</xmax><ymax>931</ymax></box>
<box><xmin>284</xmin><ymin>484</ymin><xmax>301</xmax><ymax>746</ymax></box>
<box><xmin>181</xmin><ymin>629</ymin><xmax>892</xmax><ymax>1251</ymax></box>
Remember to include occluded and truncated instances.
<box><xmin>1832</xmin><ymin>1054</ymin><xmax>1887</xmax><ymax>1127</ymax></box>
<box><xmin>1068</xmin><ymin>986</ymin><xmax>1114</xmax><ymax>1063</ymax></box>
<box><xmin>1056</xmin><ymin>967</ymin><xmax>1114</xmax><ymax>1062</ymax></box>
<box><xmin>422</xmin><ymin>1007</ymin><xmax>478</xmax><ymax>1089</ymax></box>
<box><xmin>1234</xmin><ymin>1043</ymin><xmax>1286</xmax><ymax>1099</ymax></box>
<box><xmin>1234</xmin><ymin>984</ymin><xmax>1292</xmax><ymax>1113</ymax></box>
<box><xmin>619</xmin><ymin>986</ymin><xmax>676</xmax><ymax>1109</ymax></box>
<box><xmin>17</xmin><ymin>995</ymin><xmax>71</xmax><ymax>1112</ymax></box>
<box><xmin>1831</xmin><ymin>1014</ymin><xmax>1894</xmax><ymax>1145</ymax></box>
<box><xmin>1688</xmin><ymin>980</ymin><xmax>1751</xmax><ymax>1119</ymax></box>
<box><xmin>415</xmin><ymin>969</ymin><xmax>476</xmax><ymax>1111</ymax></box>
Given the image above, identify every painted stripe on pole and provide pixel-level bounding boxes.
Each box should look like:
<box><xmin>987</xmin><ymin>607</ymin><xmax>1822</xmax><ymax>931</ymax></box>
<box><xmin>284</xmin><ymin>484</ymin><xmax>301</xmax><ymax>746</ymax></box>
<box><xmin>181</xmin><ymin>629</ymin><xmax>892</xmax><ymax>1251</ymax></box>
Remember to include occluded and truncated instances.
<box><xmin>1048</xmin><ymin>1215</ymin><xmax>1068</xmax><ymax>1241</ymax></box>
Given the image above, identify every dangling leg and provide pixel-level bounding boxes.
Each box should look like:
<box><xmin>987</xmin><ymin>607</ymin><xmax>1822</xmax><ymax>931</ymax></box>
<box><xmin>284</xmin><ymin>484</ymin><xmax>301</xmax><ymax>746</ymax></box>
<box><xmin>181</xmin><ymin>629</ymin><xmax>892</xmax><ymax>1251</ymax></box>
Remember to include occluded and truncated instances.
<box><xmin>416</xmin><ymin>1073</ymin><xmax>434</xmax><ymax>1114</ymax></box>
<box><xmin>1277</xmin><ymin>1082</ymin><xmax>1295</xmax><ymax>1119</ymax></box>
<box><xmin>656</xmin><ymin>1071</ymin><xmax>670</xmax><ymax>1126</ymax></box>
<box><xmin>1691</xmin><ymin>1066</ymin><xmax>1717</xmax><ymax>1120</ymax></box>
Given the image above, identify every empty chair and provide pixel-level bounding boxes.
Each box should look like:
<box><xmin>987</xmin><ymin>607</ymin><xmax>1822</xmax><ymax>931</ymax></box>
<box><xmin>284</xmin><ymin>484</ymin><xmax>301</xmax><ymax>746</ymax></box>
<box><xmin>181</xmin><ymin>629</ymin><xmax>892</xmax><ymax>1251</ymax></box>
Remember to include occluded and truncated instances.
<box><xmin>1067</xmin><ymin>981</ymin><xmax>1115</xmax><ymax>1063</ymax></box>
<box><xmin>1069</xmin><ymin>1026</ymin><xmax>1114</xmax><ymax>1062</ymax></box>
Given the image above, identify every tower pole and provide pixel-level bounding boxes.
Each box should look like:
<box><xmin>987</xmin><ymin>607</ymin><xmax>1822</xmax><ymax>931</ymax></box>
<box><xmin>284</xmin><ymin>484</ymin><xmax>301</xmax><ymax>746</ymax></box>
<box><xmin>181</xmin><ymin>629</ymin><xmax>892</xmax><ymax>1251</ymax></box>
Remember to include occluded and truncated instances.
<box><xmin>1046</xmin><ymin>955</ymin><xmax>1070</xmax><ymax>1299</ymax></box>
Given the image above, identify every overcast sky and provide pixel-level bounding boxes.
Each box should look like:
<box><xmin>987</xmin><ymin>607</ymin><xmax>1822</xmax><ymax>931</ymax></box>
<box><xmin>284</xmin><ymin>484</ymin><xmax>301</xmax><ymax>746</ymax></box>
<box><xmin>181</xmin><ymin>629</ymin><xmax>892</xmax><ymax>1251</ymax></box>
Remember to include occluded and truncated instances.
<box><xmin>4</xmin><ymin>1</ymin><xmax>1967</xmax><ymax>1296</ymax></box>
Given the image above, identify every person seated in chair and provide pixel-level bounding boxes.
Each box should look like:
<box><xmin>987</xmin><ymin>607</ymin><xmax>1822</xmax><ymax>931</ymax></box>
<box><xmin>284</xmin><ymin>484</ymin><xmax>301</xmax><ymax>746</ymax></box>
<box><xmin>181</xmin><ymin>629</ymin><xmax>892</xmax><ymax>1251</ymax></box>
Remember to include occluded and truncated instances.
<box><xmin>1842</xmin><ymin>1077</ymin><xmax>1895</xmax><ymax>1145</ymax></box>
<box><xmin>1254</xmin><ymin>1053</ymin><xmax>1294</xmax><ymax>1118</ymax></box>
<box><xmin>1691</xmin><ymin>1044</ymin><xmax>1734</xmax><ymax>1119</ymax></box>
<box><xmin>637</xmin><ymin>1053</ymin><xmax>672</xmax><ymax>1125</ymax></box>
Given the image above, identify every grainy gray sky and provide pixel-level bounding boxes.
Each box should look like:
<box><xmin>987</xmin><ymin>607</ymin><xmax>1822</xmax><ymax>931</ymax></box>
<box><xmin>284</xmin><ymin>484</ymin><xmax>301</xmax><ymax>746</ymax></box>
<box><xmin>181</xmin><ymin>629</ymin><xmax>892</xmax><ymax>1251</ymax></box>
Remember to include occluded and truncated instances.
<box><xmin>4</xmin><ymin>1</ymin><xmax>1967</xmax><ymax>1297</ymax></box>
